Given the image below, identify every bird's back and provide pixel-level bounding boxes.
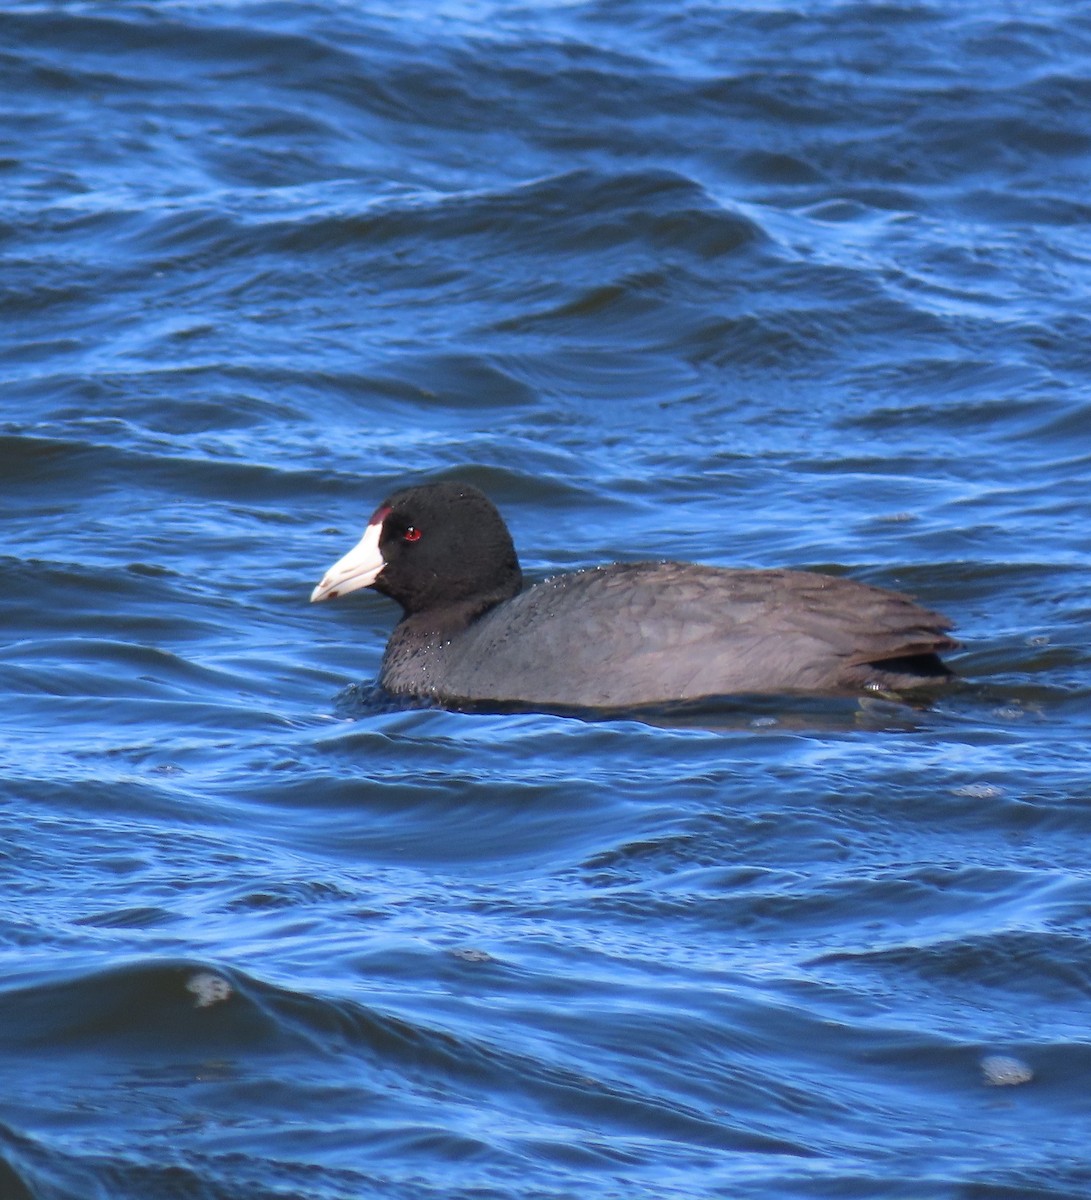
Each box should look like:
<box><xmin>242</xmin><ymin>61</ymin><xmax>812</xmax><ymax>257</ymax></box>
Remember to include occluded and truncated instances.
<box><xmin>380</xmin><ymin>562</ymin><xmax>956</xmax><ymax>709</ymax></box>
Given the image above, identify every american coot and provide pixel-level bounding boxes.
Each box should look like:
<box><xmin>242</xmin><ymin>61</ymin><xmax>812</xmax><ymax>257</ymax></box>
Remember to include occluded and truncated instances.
<box><xmin>311</xmin><ymin>481</ymin><xmax>957</xmax><ymax>709</ymax></box>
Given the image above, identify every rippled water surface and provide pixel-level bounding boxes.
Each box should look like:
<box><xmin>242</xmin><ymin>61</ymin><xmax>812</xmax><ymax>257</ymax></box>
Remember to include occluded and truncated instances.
<box><xmin>3</xmin><ymin>2</ymin><xmax>1091</xmax><ymax>1197</ymax></box>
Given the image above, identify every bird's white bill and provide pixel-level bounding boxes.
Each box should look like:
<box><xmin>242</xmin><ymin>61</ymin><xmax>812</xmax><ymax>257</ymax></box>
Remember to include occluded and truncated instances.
<box><xmin>310</xmin><ymin>519</ymin><xmax>385</xmax><ymax>602</ymax></box>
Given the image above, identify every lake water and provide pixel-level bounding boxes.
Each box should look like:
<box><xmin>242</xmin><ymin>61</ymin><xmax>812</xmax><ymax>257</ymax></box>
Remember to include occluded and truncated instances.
<box><xmin>3</xmin><ymin>2</ymin><xmax>1091</xmax><ymax>1197</ymax></box>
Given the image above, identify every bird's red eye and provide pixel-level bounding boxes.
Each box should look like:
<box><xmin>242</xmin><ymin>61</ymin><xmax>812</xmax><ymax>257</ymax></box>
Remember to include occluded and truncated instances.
<box><xmin>403</xmin><ymin>527</ymin><xmax>422</xmax><ymax>543</ymax></box>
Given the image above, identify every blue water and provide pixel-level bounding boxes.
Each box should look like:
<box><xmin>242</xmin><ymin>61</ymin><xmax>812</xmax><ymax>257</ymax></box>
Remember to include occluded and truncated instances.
<box><xmin>3</xmin><ymin>2</ymin><xmax>1091</xmax><ymax>1196</ymax></box>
